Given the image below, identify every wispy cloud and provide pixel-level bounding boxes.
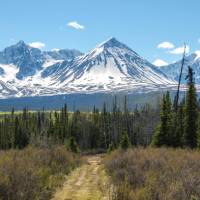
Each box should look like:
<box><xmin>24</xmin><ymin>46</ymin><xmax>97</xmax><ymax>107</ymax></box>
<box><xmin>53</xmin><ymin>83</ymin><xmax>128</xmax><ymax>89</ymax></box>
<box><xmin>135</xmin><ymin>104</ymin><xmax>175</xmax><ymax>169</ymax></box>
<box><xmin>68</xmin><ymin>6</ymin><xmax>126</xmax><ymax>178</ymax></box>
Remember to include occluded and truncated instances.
<box><xmin>153</xmin><ymin>59</ymin><xmax>168</xmax><ymax>67</ymax></box>
<box><xmin>67</xmin><ymin>21</ymin><xmax>84</xmax><ymax>30</ymax></box>
<box><xmin>52</xmin><ymin>48</ymin><xmax>60</xmax><ymax>52</ymax></box>
<box><xmin>157</xmin><ymin>41</ymin><xmax>174</xmax><ymax>49</ymax></box>
<box><xmin>169</xmin><ymin>45</ymin><xmax>190</xmax><ymax>55</ymax></box>
<box><xmin>195</xmin><ymin>50</ymin><xmax>200</xmax><ymax>59</ymax></box>
<box><xmin>29</xmin><ymin>41</ymin><xmax>45</xmax><ymax>49</ymax></box>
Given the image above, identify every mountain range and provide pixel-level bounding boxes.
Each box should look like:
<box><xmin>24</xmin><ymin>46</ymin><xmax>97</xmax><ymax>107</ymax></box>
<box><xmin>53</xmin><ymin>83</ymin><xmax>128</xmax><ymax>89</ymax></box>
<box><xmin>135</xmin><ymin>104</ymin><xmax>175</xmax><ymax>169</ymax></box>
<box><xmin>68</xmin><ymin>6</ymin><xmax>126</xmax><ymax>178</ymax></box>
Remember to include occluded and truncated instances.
<box><xmin>0</xmin><ymin>37</ymin><xmax>199</xmax><ymax>99</ymax></box>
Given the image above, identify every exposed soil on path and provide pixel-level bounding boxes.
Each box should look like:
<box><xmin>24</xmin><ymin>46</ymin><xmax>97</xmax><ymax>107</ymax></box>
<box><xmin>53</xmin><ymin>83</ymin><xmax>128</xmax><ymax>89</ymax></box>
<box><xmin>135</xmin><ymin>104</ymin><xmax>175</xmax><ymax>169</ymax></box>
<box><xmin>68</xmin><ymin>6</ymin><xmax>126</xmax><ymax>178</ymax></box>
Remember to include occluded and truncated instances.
<box><xmin>52</xmin><ymin>155</ymin><xmax>111</xmax><ymax>200</ymax></box>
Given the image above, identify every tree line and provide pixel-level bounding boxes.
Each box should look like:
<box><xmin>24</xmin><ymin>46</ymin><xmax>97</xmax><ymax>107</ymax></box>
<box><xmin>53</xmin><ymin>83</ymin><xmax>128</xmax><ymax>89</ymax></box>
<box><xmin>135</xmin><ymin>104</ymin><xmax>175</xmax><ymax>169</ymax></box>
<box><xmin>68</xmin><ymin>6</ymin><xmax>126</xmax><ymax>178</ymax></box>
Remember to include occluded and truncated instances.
<box><xmin>0</xmin><ymin>98</ymin><xmax>160</xmax><ymax>151</ymax></box>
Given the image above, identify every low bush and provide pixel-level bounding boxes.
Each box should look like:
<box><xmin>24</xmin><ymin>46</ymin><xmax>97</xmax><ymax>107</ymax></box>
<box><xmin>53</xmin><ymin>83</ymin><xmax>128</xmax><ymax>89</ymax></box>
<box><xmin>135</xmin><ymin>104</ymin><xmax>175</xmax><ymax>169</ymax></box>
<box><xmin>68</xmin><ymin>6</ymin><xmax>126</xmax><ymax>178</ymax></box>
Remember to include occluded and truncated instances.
<box><xmin>105</xmin><ymin>148</ymin><xmax>200</xmax><ymax>200</ymax></box>
<box><xmin>0</xmin><ymin>146</ymin><xmax>81</xmax><ymax>200</ymax></box>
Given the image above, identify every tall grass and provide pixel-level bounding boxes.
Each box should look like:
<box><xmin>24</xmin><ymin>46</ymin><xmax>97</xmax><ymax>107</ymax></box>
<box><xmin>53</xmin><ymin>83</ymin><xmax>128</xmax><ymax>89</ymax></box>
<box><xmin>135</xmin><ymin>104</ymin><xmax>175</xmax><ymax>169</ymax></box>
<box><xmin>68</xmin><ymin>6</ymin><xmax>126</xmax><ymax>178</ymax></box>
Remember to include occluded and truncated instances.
<box><xmin>0</xmin><ymin>146</ymin><xmax>81</xmax><ymax>200</ymax></box>
<box><xmin>105</xmin><ymin>148</ymin><xmax>200</xmax><ymax>200</ymax></box>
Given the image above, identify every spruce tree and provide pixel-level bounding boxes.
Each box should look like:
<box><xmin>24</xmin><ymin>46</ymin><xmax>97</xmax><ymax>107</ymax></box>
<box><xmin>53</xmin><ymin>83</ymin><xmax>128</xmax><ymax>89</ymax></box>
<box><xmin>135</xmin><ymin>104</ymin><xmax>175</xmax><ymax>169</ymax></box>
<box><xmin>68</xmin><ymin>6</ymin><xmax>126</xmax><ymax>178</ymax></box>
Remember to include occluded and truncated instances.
<box><xmin>120</xmin><ymin>132</ymin><xmax>130</xmax><ymax>150</ymax></box>
<box><xmin>184</xmin><ymin>66</ymin><xmax>198</xmax><ymax>148</ymax></box>
<box><xmin>197</xmin><ymin>115</ymin><xmax>200</xmax><ymax>149</ymax></box>
<box><xmin>101</xmin><ymin>102</ymin><xmax>109</xmax><ymax>148</ymax></box>
<box><xmin>173</xmin><ymin>104</ymin><xmax>184</xmax><ymax>147</ymax></box>
<box><xmin>107</xmin><ymin>142</ymin><xmax>115</xmax><ymax>153</ymax></box>
<box><xmin>165</xmin><ymin>91</ymin><xmax>174</xmax><ymax>145</ymax></box>
<box><xmin>151</xmin><ymin>92</ymin><xmax>173</xmax><ymax>146</ymax></box>
<box><xmin>65</xmin><ymin>137</ymin><xmax>79</xmax><ymax>153</ymax></box>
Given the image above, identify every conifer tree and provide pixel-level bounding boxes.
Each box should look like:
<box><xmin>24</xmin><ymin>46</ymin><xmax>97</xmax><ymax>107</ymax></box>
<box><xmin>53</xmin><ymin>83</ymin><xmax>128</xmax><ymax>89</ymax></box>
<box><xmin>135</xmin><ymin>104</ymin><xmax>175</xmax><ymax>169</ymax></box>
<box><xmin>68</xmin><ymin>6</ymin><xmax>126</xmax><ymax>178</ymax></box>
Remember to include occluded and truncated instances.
<box><xmin>120</xmin><ymin>132</ymin><xmax>130</xmax><ymax>150</ymax></box>
<box><xmin>173</xmin><ymin>104</ymin><xmax>184</xmax><ymax>147</ymax></box>
<box><xmin>65</xmin><ymin>137</ymin><xmax>79</xmax><ymax>153</ymax></box>
<box><xmin>151</xmin><ymin>92</ymin><xmax>173</xmax><ymax>146</ymax></box>
<box><xmin>107</xmin><ymin>142</ymin><xmax>115</xmax><ymax>153</ymax></box>
<box><xmin>184</xmin><ymin>66</ymin><xmax>198</xmax><ymax>148</ymax></box>
<box><xmin>197</xmin><ymin>115</ymin><xmax>200</xmax><ymax>149</ymax></box>
<box><xmin>165</xmin><ymin>91</ymin><xmax>174</xmax><ymax>145</ymax></box>
<box><xmin>101</xmin><ymin>102</ymin><xmax>109</xmax><ymax>148</ymax></box>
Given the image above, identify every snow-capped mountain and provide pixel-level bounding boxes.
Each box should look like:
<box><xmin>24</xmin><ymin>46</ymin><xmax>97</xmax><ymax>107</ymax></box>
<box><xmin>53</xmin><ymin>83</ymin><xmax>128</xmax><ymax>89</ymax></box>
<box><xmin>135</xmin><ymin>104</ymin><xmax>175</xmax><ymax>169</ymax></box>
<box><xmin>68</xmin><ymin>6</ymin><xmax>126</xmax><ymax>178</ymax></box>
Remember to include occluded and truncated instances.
<box><xmin>159</xmin><ymin>52</ymin><xmax>200</xmax><ymax>84</ymax></box>
<box><xmin>45</xmin><ymin>37</ymin><xmax>176</xmax><ymax>92</ymax></box>
<box><xmin>0</xmin><ymin>41</ymin><xmax>82</xmax><ymax>81</ymax></box>
<box><xmin>0</xmin><ymin>41</ymin><xmax>44</xmax><ymax>79</ymax></box>
<box><xmin>0</xmin><ymin>38</ymin><xmax>177</xmax><ymax>99</ymax></box>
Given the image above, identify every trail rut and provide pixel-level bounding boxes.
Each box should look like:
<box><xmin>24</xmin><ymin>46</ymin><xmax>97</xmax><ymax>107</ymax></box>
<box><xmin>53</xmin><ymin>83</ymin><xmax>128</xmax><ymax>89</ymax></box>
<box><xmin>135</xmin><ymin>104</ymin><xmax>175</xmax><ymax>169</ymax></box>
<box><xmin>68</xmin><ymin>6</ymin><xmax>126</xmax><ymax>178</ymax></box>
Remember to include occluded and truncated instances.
<box><xmin>52</xmin><ymin>155</ymin><xmax>111</xmax><ymax>200</ymax></box>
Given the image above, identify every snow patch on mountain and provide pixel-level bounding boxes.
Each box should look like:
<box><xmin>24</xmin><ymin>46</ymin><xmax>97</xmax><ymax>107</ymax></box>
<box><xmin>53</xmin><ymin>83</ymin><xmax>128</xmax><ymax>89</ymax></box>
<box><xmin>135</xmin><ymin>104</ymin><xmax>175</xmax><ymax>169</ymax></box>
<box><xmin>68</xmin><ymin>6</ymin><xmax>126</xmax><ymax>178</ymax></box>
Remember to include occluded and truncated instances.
<box><xmin>195</xmin><ymin>51</ymin><xmax>200</xmax><ymax>61</ymax></box>
<box><xmin>0</xmin><ymin>80</ymin><xmax>19</xmax><ymax>98</ymax></box>
<box><xmin>0</xmin><ymin>64</ymin><xmax>19</xmax><ymax>82</ymax></box>
<box><xmin>42</xmin><ymin>59</ymin><xmax>64</xmax><ymax>68</ymax></box>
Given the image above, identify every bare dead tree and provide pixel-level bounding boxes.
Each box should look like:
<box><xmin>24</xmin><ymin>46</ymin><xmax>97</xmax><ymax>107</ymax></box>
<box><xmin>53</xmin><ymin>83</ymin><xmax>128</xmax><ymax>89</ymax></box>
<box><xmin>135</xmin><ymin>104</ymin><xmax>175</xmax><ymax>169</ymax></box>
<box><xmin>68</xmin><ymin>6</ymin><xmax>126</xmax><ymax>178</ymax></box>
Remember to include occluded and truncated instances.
<box><xmin>174</xmin><ymin>43</ymin><xmax>186</xmax><ymax>111</ymax></box>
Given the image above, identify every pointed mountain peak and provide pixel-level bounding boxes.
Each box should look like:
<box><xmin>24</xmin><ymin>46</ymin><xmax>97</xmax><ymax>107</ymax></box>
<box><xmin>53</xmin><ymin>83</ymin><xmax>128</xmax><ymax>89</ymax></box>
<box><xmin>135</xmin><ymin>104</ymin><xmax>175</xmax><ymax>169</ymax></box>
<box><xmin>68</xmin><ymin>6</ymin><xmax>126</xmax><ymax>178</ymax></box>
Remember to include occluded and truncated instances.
<box><xmin>3</xmin><ymin>40</ymin><xmax>29</xmax><ymax>53</ymax></box>
<box><xmin>101</xmin><ymin>37</ymin><xmax>118</xmax><ymax>44</ymax></box>
<box><xmin>13</xmin><ymin>40</ymin><xmax>29</xmax><ymax>49</ymax></box>
<box><xmin>98</xmin><ymin>37</ymin><xmax>126</xmax><ymax>48</ymax></box>
<box><xmin>86</xmin><ymin>37</ymin><xmax>140</xmax><ymax>59</ymax></box>
<box><xmin>17</xmin><ymin>40</ymin><xmax>26</xmax><ymax>45</ymax></box>
<box><xmin>5</xmin><ymin>40</ymin><xmax>28</xmax><ymax>50</ymax></box>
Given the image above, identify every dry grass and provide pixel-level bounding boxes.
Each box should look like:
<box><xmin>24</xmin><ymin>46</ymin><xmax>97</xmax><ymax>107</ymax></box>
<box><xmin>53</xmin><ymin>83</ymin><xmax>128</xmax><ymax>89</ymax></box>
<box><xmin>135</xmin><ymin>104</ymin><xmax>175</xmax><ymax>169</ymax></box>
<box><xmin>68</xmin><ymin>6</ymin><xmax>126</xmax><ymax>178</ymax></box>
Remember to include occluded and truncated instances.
<box><xmin>0</xmin><ymin>146</ymin><xmax>81</xmax><ymax>200</ymax></box>
<box><xmin>105</xmin><ymin>148</ymin><xmax>200</xmax><ymax>200</ymax></box>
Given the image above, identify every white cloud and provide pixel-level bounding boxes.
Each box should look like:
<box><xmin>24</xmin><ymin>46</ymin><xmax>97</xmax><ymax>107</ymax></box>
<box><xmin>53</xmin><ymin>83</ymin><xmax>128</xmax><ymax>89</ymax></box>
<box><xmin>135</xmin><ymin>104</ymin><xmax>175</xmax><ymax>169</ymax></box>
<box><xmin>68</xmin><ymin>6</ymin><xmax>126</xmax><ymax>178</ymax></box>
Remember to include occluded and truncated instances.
<box><xmin>195</xmin><ymin>50</ymin><xmax>200</xmax><ymax>55</ymax></box>
<box><xmin>29</xmin><ymin>42</ymin><xmax>45</xmax><ymax>49</ymax></box>
<box><xmin>157</xmin><ymin>41</ymin><xmax>174</xmax><ymax>49</ymax></box>
<box><xmin>153</xmin><ymin>59</ymin><xmax>168</xmax><ymax>67</ymax></box>
<box><xmin>169</xmin><ymin>45</ymin><xmax>190</xmax><ymax>55</ymax></box>
<box><xmin>67</xmin><ymin>21</ymin><xmax>84</xmax><ymax>30</ymax></box>
<box><xmin>52</xmin><ymin>48</ymin><xmax>60</xmax><ymax>52</ymax></box>
<box><xmin>195</xmin><ymin>50</ymin><xmax>200</xmax><ymax>60</ymax></box>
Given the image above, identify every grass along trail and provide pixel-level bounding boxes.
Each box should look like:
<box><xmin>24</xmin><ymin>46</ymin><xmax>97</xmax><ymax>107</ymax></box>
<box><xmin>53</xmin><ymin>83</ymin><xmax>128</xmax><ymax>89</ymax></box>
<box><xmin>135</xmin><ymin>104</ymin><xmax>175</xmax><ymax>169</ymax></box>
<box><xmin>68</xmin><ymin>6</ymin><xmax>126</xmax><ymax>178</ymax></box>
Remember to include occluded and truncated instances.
<box><xmin>52</xmin><ymin>155</ymin><xmax>111</xmax><ymax>200</ymax></box>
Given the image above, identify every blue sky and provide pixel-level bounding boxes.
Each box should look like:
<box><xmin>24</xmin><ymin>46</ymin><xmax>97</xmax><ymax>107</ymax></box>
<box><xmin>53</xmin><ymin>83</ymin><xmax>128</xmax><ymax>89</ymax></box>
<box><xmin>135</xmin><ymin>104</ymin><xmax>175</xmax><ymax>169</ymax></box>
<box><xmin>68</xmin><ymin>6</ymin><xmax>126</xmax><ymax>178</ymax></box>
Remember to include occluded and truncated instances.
<box><xmin>0</xmin><ymin>0</ymin><xmax>200</xmax><ymax>65</ymax></box>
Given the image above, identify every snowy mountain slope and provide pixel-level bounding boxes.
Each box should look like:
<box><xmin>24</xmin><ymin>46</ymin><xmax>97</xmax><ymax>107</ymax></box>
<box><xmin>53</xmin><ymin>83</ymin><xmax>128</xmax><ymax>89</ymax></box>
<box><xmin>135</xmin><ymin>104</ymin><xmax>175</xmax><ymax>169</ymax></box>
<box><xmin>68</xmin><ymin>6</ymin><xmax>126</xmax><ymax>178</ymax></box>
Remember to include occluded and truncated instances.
<box><xmin>159</xmin><ymin>52</ymin><xmax>200</xmax><ymax>84</ymax></box>
<box><xmin>47</xmin><ymin>38</ymin><xmax>176</xmax><ymax>92</ymax></box>
<box><xmin>1</xmin><ymin>41</ymin><xmax>44</xmax><ymax>79</ymax></box>
<box><xmin>0</xmin><ymin>41</ymin><xmax>82</xmax><ymax>81</ymax></box>
<box><xmin>0</xmin><ymin>38</ymin><xmax>177</xmax><ymax>99</ymax></box>
<box><xmin>0</xmin><ymin>80</ymin><xmax>19</xmax><ymax>98</ymax></box>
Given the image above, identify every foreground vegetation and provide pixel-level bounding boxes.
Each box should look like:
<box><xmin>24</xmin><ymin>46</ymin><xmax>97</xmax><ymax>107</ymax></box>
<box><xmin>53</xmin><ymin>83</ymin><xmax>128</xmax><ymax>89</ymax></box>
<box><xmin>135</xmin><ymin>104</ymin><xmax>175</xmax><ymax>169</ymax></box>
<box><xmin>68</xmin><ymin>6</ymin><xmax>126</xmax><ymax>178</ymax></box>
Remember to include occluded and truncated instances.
<box><xmin>105</xmin><ymin>148</ymin><xmax>200</xmax><ymax>200</ymax></box>
<box><xmin>0</xmin><ymin>146</ymin><xmax>81</xmax><ymax>200</ymax></box>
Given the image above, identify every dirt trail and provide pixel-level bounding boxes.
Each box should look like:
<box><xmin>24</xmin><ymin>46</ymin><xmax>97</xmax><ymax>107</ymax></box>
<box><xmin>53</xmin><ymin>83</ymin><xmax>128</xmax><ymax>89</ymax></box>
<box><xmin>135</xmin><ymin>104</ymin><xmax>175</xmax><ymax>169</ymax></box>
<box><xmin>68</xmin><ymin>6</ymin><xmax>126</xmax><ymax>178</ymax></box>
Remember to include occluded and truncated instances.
<box><xmin>52</xmin><ymin>155</ymin><xmax>111</xmax><ymax>200</ymax></box>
